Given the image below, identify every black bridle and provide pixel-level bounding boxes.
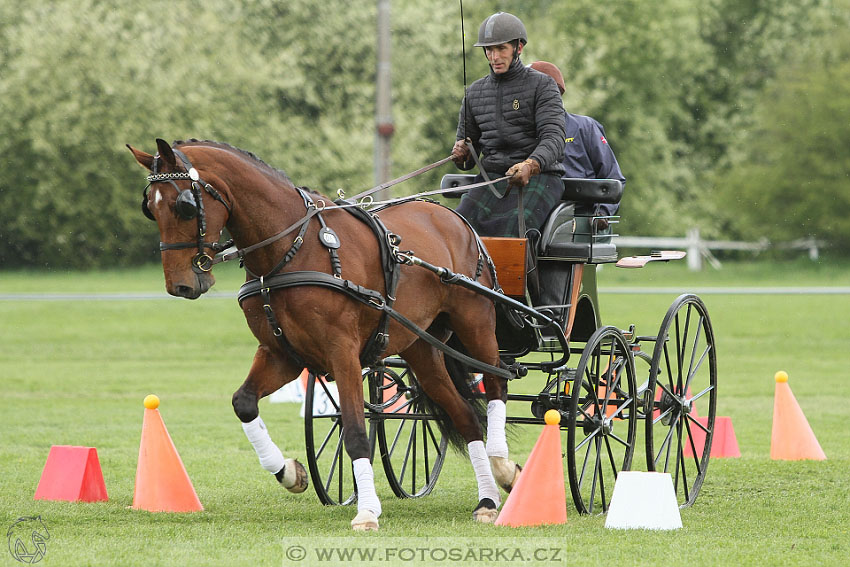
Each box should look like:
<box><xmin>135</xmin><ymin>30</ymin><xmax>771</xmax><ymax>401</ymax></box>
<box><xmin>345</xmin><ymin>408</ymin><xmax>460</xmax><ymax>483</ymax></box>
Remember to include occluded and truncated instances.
<box><xmin>142</xmin><ymin>149</ymin><xmax>232</xmax><ymax>273</ymax></box>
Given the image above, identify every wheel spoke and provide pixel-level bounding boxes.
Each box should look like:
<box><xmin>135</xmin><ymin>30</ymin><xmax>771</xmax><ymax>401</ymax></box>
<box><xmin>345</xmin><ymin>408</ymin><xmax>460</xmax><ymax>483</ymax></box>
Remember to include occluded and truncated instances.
<box><xmin>684</xmin><ymin>415</ymin><xmax>705</xmax><ymax>474</ymax></box>
<box><xmin>575</xmin><ymin>425</ymin><xmax>600</xmax><ymax>453</ymax></box>
<box><xmin>324</xmin><ymin>435</ymin><xmax>344</xmax><ymax>494</ymax></box>
<box><xmin>317</xmin><ymin>377</ymin><xmax>341</xmax><ymax>412</ymax></box>
<box><xmin>686</xmin><ymin>412</ymin><xmax>711</xmax><ymax>435</ymax></box>
<box><xmin>662</xmin><ymin>341</ymin><xmax>676</xmax><ymax>401</ymax></box>
<box><xmin>652</xmin><ymin>406</ymin><xmax>674</xmax><ymax>426</ymax></box>
<box><xmin>607</xmin><ymin>430</ymin><xmax>631</xmax><ymax>448</ymax></box>
<box><xmin>684</xmin><ymin>341</ymin><xmax>711</xmax><ymax>394</ymax></box>
<box><xmin>676</xmin><ymin>420</ymin><xmax>690</xmax><ymax>503</ymax></box>
<box><xmin>388</xmin><ymin>412</ymin><xmax>410</xmax><ymax>456</ymax></box>
<box><xmin>604</xmin><ymin>435</ymin><xmax>619</xmax><ymax>478</ymax></box>
<box><xmin>683</xmin><ymin>315</ymin><xmax>704</xmax><ymax>393</ymax></box>
<box><xmin>577</xmin><ymin>428</ymin><xmax>599</xmax><ymax>490</ymax></box>
<box><xmin>589</xmin><ymin>437</ymin><xmax>603</xmax><ymax>514</ymax></box>
<box><xmin>397</xmin><ymin>420</ymin><xmax>417</xmax><ymax>489</ymax></box>
<box><xmin>374</xmin><ymin>365</ymin><xmax>447</xmax><ymax>499</ymax></box>
<box><xmin>690</xmin><ymin>383</ymin><xmax>714</xmax><ymax>405</ymax></box>
<box><xmin>315</xmin><ymin>418</ymin><xmax>341</xmax><ymax>461</ymax></box>
<box><xmin>655</xmin><ymin>414</ymin><xmax>679</xmax><ymax>470</ymax></box>
<box><xmin>421</xmin><ymin>419</ymin><xmax>431</xmax><ymax>486</ymax></box>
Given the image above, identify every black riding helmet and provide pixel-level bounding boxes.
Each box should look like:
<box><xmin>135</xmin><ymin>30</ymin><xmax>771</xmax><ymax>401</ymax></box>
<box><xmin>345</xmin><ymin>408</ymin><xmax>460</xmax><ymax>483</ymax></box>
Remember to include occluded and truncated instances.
<box><xmin>473</xmin><ymin>12</ymin><xmax>528</xmax><ymax>48</ymax></box>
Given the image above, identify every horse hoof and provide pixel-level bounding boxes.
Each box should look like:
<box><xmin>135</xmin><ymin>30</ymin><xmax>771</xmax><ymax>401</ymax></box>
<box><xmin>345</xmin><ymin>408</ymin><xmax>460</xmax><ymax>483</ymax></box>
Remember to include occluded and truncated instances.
<box><xmin>275</xmin><ymin>459</ymin><xmax>309</xmax><ymax>493</ymax></box>
<box><xmin>472</xmin><ymin>498</ymin><xmax>499</xmax><ymax>523</ymax></box>
<box><xmin>490</xmin><ymin>457</ymin><xmax>522</xmax><ymax>493</ymax></box>
<box><xmin>351</xmin><ymin>510</ymin><xmax>379</xmax><ymax>531</ymax></box>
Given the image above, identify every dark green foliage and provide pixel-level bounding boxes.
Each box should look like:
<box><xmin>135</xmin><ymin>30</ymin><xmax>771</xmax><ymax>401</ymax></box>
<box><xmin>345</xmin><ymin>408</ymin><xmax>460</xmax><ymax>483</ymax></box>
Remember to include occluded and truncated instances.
<box><xmin>0</xmin><ymin>0</ymin><xmax>845</xmax><ymax>268</ymax></box>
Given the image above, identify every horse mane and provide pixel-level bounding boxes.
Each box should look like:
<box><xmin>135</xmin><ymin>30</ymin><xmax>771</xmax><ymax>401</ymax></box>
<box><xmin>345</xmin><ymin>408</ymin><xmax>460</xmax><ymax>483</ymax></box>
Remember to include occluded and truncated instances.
<box><xmin>172</xmin><ymin>138</ymin><xmax>293</xmax><ymax>185</ymax></box>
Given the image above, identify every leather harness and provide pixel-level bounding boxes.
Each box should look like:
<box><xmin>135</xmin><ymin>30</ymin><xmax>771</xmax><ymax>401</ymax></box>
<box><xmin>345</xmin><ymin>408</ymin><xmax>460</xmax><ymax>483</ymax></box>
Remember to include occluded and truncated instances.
<box><xmin>235</xmin><ymin>193</ymin><xmax>513</xmax><ymax>379</ymax></box>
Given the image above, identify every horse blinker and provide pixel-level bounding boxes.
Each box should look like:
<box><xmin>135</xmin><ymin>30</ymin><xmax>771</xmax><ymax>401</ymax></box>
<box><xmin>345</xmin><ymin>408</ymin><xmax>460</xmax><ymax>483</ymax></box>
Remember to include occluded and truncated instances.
<box><xmin>175</xmin><ymin>186</ymin><xmax>200</xmax><ymax>220</ymax></box>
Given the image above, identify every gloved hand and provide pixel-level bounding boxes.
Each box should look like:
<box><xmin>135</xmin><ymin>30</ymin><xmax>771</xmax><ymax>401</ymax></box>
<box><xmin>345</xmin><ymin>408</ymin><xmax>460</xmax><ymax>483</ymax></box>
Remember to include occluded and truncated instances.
<box><xmin>451</xmin><ymin>139</ymin><xmax>471</xmax><ymax>166</ymax></box>
<box><xmin>506</xmin><ymin>158</ymin><xmax>541</xmax><ymax>188</ymax></box>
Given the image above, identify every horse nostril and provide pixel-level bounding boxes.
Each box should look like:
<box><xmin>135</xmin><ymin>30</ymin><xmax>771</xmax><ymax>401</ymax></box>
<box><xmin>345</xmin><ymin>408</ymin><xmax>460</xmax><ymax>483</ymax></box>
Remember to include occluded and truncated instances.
<box><xmin>175</xmin><ymin>285</ymin><xmax>195</xmax><ymax>298</ymax></box>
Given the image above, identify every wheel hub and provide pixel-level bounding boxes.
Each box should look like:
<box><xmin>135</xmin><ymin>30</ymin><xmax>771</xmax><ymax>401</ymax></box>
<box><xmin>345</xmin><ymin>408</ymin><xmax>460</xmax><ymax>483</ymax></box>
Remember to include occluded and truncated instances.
<box><xmin>584</xmin><ymin>415</ymin><xmax>614</xmax><ymax>436</ymax></box>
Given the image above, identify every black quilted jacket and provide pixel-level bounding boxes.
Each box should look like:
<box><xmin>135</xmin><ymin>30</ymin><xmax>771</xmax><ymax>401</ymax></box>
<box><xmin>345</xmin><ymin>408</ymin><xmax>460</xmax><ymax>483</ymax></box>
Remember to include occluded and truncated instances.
<box><xmin>456</xmin><ymin>58</ymin><xmax>566</xmax><ymax>177</ymax></box>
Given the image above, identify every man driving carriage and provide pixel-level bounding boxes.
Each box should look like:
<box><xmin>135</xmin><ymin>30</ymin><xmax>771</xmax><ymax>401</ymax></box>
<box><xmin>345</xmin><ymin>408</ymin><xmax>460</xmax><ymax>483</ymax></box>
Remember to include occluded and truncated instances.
<box><xmin>450</xmin><ymin>11</ymin><xmax>566</xmax><ymax>239</ymax></box>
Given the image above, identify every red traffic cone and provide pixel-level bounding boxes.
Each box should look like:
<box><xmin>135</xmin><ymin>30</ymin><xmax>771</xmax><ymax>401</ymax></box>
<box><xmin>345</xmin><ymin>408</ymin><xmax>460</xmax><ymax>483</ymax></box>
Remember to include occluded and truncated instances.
<box><xmin>683</xmin><ymin>416</ymin><xmax>740</xmax><ymax>458</ymax></box>
<box><xmin>34</xmin><ymin>446</ymin><xmax>108</xmax><ymax>502</ymax></box>
<box><xmin>771</xmin><ymin>372</ymin><xmax>826</xmax><ymax>460</ymax></box>
<box><xmin>495</xmin><ymin>410</ymin><xmax>567</xmax><ymax>527</ymax></box>
<box><xmin>132</xmin><ymin>395</ymin><xmax>203</xmax><ymax>512</ymax></box>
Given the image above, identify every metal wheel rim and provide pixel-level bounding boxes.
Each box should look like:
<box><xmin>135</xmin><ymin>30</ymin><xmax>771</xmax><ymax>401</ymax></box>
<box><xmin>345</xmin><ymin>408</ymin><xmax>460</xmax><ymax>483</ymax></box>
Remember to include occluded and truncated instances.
<box><xmin>645</xmin><ymin>294</ymin><xmax>718</xmax><ymax>508</ymax></box>
<box><xmin>566</xmin><ymin>326</ymin><xmax>637</xmax><ymax>515</ymax></box>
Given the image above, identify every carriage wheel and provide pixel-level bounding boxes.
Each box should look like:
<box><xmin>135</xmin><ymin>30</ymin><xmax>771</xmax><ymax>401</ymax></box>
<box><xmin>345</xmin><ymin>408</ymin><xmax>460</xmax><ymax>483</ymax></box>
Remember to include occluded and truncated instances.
<box><xmin>368</xmin><ymin>362</ymin><xmax>448</xmax><ymax>499</ymax></box>
<box><xmin>566</xmin><ymin>326</ymin><xmax>637</xmax><ymax>515</ymax></box>
<box><xmin>303</xmin><ymin>372</ymin><xmax>373</xmax><ymax>506</ymax></box>
<box><xmin>645</xmin><ymin>294</ymin><xmax>717</xmax><ymax>507</ymax></box>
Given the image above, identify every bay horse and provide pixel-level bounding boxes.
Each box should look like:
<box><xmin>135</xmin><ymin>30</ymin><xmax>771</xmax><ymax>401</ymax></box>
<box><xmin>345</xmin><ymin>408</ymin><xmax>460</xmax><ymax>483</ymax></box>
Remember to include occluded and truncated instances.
<box><xmin>127</xmin><ymin>139</ymin><xmax>521</xmax><ymax>530</ymax></box>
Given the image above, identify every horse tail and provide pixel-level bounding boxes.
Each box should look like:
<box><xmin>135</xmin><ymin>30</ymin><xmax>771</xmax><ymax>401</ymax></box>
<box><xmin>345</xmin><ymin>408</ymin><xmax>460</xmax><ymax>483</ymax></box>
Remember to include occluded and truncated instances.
<box><xmin>417</xmin><ymin>335</ymin><xmax>487</xmax><ymax>455</ymax></box>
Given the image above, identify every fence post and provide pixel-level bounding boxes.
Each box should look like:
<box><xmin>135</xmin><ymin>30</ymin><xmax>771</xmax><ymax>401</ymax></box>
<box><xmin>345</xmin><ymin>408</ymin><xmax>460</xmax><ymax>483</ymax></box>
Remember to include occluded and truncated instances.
<box><xmin>687</xmin><ymin>228</ymin><xmax>702</xmax><ymax>271</ymax></box>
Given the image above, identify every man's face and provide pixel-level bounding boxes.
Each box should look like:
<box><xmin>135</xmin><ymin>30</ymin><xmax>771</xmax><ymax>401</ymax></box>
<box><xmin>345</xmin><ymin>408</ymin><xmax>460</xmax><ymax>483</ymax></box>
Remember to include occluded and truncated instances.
<box><xmin>485</xmin><ymin>42</ymin><xmax>522</xmax><ymax>74</ymax></box>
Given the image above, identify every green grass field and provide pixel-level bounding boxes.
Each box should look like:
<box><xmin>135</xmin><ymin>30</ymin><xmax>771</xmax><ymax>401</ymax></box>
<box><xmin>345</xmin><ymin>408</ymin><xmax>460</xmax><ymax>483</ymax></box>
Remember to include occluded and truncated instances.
<box><xmin>2</xmin><ymin>260</ymin><xmax>849</xmax><ymax>566</ymax></box>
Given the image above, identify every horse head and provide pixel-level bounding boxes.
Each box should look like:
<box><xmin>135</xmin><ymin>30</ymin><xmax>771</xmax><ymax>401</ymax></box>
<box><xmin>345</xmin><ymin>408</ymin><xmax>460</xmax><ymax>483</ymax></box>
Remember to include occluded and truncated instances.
<box><xmin>127</xmin><ymin>138</ymin><xmax>231</xmax><ymax>299</ymax></box>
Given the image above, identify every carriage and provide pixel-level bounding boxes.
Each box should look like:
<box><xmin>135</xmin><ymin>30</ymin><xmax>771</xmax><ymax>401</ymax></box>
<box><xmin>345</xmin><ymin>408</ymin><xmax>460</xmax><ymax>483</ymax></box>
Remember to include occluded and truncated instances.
<box><xmin>130</xmin><ymin>138</ymin><xmax>716</xmax><ymax>527</ymax></box>
<box><xmin>300</xmin><ymin>174</ymin><xmax>717</xmax><ymax>515</ymax></box>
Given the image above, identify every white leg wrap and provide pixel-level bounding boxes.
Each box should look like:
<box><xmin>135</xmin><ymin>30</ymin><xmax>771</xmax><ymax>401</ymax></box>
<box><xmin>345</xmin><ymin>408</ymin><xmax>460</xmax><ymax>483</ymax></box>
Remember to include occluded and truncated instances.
<box><xmin>468</xmin><ymin>440</ymin><xmax>500</xmax><ymax>507</ymax></box>
<box><xmin>242</xmin><ymin>417</ymin><xmax>286</xmax><ymax>474</ymax></box>
<box><xmin>353</xmin><ymin>458</ymin><xmax>382</xmax><ymax>517</ymax></box>
<box><xmin>486</xmin><ymin>400</ymin><xmax>509</xmax><ymax>459</ymax></box>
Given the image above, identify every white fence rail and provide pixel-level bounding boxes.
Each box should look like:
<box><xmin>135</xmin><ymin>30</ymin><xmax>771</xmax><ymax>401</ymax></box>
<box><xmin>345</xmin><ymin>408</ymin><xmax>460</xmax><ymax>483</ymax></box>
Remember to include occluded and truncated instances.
<box><xmin>616</xmin><ymin>228</ymin><xmax>822</xmax><ymax>271</ymax></box>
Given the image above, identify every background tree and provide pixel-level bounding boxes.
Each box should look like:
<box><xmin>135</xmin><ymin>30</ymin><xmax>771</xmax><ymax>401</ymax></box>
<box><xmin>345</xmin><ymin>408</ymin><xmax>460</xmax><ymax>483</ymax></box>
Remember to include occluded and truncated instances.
<box><xmin>715</xmin><ymin>7</ymin><xmax>850</xmax><ymax>250</ymax></box>
<box><xmin>0</xmin><ymin>0</ymin><xmax>845</xmax><ymax>269</ymax></box>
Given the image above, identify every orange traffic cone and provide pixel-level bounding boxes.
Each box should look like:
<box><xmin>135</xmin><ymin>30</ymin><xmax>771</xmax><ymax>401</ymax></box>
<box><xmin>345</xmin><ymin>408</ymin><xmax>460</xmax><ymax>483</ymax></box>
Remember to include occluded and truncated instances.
<box><xmin>771</xmin><ymin>371</ymin><xmax>826</xmax><ymax>461</ymax></box>
<box><xmin>495</xmin><ymin>410</ymin><xmax>567</xmax><ymax>527</ymax></box>
<box><xmin>132</xmin><ymin>395</ymin><xmax>203</xmax><ymax>512</ymax></box>
<box><xmin>683</xmin><ymin>416</ymin><xmax>740</xmax><ymax>458</ymax></box>
<box><xmin>34</xmin><ymin>446</ymin><xmax>108</xmax><ymax>502</ymax></box>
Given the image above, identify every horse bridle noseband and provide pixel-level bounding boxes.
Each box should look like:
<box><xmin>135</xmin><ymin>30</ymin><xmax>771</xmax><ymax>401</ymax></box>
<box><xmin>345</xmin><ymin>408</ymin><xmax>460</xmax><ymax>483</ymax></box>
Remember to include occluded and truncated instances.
<box><xmin>142</xmin><ymin>149</ymin><xmax>232</xmax><ymax>273</ymax></box>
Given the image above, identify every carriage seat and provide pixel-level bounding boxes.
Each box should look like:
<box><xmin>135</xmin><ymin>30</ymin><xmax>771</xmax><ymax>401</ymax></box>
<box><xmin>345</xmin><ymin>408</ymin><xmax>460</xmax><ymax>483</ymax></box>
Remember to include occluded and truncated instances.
<box><xmin>440</xmin><ymin>175</ymin><xmax>622</xmax><ymax>264</ymax></box>
<box><xmin>538</xmin><ymin>178</ymin><xmax>621</xmax><ymax>264</ymax></box>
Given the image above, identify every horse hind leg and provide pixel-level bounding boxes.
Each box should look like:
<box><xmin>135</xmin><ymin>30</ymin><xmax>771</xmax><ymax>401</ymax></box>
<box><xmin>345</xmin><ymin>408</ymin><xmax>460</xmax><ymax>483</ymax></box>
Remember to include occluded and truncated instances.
<box><xmin>448</xmin><ymin>308</ymin><xmax>522</xmax><ymax>494</ymax></box>
<box><xmin>485</xmin><ymin>397</ymin><xmax>522</xmax><ymax>494</ymax></box>
<box><xmin>402</xmin><ymin>340</ymin><xmax>500</xmax><ymax>523</ymax></box>
<box><xmin>232</xmin><ymin>345</ymin><xmax>308</xmax><ymax>493</ymax></box>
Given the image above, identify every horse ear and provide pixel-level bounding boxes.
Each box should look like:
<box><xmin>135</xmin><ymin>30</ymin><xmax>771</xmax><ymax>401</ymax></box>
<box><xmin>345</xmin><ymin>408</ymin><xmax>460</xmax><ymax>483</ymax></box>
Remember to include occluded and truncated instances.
<box><xmin>127</xmin><ymin>144</ymin><xmax>155</xmax><ymax>170</ymax></box>
<box><xmin>155</xmin><ymin>138</ymin><xmax>177</xmax><ymax>168</ymax></box>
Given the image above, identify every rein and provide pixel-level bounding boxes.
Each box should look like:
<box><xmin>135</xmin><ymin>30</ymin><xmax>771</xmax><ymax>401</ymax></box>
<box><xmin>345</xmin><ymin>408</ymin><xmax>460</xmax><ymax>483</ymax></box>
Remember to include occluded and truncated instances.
<box><xmin>207</xmin><ymin>171</ymin><xmax>509</xmax><ymax>269</ymax></box>
<box><xmin>144</xmin><ymin>147</ymin><xmax>505</xmax><ymax>272</ymax></box>
<box><xmin>347</xmin><ymin>156</ymin><xmax>454</xmax><ymax>202</ymax></box>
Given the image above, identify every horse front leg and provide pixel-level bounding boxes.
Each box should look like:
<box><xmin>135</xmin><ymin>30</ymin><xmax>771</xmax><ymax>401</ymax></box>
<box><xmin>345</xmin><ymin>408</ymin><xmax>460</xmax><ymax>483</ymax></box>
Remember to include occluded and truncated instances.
<box><xmin>333</xmin><ymin>357</ymin><xmax>381</xmax><ymax>531</ymax></box>
<box><xmin>232</xmin><ymin>344</ymin><xmax>308</xmax><ymax>493</ymax></box>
